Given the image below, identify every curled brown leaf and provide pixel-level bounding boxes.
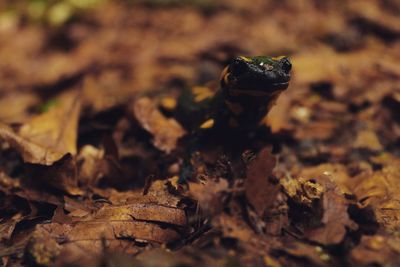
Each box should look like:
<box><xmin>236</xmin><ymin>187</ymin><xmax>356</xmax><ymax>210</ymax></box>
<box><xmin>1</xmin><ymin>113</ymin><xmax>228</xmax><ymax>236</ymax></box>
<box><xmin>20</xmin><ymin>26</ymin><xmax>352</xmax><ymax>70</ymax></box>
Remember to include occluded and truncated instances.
<box><xmin>132</xmin><ymin>97</ymin><xmax>186</xmax><ymax>154</ymax></box>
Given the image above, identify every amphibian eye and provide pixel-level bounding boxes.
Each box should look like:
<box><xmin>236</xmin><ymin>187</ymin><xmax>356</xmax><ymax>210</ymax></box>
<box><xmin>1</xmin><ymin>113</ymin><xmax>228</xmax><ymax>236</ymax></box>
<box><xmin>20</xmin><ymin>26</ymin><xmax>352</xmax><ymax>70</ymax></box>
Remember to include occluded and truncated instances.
<box><xmin>281</xmin><ymin>57</ymin><xmax>292</xmax><ymax>72</ymax></box>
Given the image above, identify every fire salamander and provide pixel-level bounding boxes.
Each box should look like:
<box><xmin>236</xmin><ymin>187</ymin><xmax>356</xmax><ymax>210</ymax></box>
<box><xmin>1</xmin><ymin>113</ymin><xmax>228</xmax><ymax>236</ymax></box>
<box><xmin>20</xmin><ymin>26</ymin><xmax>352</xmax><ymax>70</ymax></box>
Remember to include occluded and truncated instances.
<box><xmin>175</xmin><ymin>55</ymin><xmax>292</xmax><ymax>134</ymax></box>
<box><xmin>172</xmin><ymin>55</ymin><xmax>292</xmax><ymax>181</ymax></box>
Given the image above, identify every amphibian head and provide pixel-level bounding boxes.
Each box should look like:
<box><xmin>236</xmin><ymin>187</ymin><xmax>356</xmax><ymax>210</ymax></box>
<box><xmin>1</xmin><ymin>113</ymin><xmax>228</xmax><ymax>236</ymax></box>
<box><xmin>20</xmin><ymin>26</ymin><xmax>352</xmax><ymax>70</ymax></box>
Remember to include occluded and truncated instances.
<box><xmin>222</xmin><ymin>56</ymin><xmax>292</xmax><ymax>96</ymax></box>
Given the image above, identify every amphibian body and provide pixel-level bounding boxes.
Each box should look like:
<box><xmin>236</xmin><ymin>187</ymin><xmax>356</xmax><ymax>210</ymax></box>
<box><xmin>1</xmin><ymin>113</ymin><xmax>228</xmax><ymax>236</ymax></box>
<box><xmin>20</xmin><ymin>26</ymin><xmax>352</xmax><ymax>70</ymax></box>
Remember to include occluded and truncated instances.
<box><xmin>175</xmin><ymin>56</ymin><xmax>292</xmax><ymax>134</ymax></box>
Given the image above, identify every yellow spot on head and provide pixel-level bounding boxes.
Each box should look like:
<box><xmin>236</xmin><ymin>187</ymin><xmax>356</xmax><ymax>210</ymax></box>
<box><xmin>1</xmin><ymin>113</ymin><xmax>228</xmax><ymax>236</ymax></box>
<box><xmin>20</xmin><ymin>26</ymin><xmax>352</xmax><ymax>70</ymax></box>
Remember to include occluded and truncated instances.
<box><xmin>239</xmin><ymin>56</ymin><xmax>252</xmax><ymax>62</ymax></box>
<box><xmin>272</xmin><ymin>55</ymin><xmax>286</xmax><ymax>61</ymax></box>
<box><xmin>160</xmin><ymin>97</ymin><xmax>177</xmax><ymax>110</ymax></box>
<box><xmin>220</xmin><ymin>66</ymin><xmax>229</xmax><ymax>80</ymax></box>
<box><xmin>192</xmin><ymin>86</ymin><xmax>214</xmax><ymax>102</ymax></box>
<box><xmin>223</xmin><ymin>73</ymin><xmax>230</xmax><ymax>85</ymax></box>
<box><xmin>200</xmin><ymin>118</ymin><xmax>214</xmax><ymax>129</ymax></box>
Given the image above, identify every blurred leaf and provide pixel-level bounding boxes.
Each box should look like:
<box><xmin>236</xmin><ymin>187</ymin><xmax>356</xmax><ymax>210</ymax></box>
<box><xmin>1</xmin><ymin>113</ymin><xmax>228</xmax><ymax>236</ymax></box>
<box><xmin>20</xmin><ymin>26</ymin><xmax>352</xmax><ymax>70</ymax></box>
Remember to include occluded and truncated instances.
<box><xmin>0</xmin><ymin>90</ymin><xmax>81</xmax><ymax>165</ymax></box>
<box><xmin>132</xmin><ymin>97</ymin><xmax>186</xmax><ymax>154</ymax></box>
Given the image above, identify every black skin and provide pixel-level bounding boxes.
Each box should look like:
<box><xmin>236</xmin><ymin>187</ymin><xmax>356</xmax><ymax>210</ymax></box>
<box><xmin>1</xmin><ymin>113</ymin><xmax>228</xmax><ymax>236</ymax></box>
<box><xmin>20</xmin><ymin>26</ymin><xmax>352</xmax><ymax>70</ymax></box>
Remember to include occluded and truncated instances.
<box><xmin>176</xmin><ymin>56</ymin><xmax>292</xmax><ymax>182</ymax></box>
<box><xmin>177</xmin><ymin>55</ymin><xmax>292</xmax><ymax>132</ymax></box>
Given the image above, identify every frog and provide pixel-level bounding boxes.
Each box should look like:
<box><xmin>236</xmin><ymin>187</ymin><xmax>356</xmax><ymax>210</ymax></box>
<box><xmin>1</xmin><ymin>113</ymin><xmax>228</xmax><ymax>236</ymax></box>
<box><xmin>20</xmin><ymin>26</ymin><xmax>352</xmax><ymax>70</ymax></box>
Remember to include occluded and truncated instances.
<box><xmin>175</xmin><ymin>55</ymin><xmax>292</xmax><ymax>134</ymax></box>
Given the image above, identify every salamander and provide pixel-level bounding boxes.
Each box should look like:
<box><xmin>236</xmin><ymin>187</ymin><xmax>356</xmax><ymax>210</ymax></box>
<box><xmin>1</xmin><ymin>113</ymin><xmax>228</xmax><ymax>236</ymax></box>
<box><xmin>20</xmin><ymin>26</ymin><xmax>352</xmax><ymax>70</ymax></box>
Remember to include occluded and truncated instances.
<box><xmin>173</xmin><ymin>55</ymin><xmax>292</xmax><ymax>181</ymax></box>
<box><xmin>175</xmin><ymin>56</ymin><xmax>292</xmax><ymax>134</ymax></box>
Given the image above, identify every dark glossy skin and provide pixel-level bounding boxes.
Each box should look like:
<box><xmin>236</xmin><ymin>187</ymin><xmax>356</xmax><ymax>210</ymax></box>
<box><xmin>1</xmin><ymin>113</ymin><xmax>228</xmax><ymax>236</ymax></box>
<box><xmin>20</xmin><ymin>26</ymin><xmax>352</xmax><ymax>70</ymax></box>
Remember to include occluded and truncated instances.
<box><xmin>177</xmin><ymin>56</ymin><xmax>291</xmax><ymax>182</ymax></box>
<box><xmin>223</xmin><ymin>56</ymin><xmax>291</xmax><ymax>93</ymax></box>
<box><xmin>177</xmin><ymin>55</ymin><xmax>292</xmax><ymax>132</ymax></box>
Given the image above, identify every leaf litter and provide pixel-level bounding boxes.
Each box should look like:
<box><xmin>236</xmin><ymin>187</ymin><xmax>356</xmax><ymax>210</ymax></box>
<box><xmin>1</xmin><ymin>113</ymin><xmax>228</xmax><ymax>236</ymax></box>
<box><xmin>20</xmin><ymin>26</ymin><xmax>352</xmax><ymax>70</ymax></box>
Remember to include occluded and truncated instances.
<box><xmin>1</xmin><ymin>0</ymin><xmax>400</xmax><ymax>266</ymax></box>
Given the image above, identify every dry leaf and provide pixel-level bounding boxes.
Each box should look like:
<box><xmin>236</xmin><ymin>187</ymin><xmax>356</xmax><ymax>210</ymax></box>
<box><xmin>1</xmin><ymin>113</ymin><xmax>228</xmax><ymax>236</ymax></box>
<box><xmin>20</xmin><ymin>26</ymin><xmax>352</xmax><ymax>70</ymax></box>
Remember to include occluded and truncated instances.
<box><xmin>282</xmin><ymin>174</ymin><xmax>357</xmax><ymax>245</ymax></box>
<box><xmin>37</xmin><ymin>203</ymin><xmax>186</xmax><ymax>245</ymax></box>
<box><xmin>0</xmin><ymin>123</ymin><xmax>65</xmax><ymax>166</ymax></box>
<box><xmin>213</xmin><ymin>214</ymin><xmax>256</xmax><ymax>244</ymax></box>
<box><xmin>76</xmin><ymin>145</ymin><xmax>105</xmax><ymax>186</ymax></box>
<box><xmin>0</xmin><ymin>90</ymin><xmax>81</xmax><ymax>165</ymax></box>
<box><xmin>1</xmin><ymin>1</ymin><xmax>400</xmax><ymax>266</ymax></box>
<box><xmin>306</xmin><ymin>176</ymin><xmax>358</xmax><ymax>245</ymax></box>
<box><xmin>299</xmin><ymin>164</ymin><xmax>353</xmax><ymax>196</ymax></box>
<box><xmin>276</xmin><ymin>241</ymin><xmax>331</xmax><ymax>267</ymax></box>
<box><xmin>349</xmin><ymin>1</ymin><xmax>400</xmax><ymax>38</ymax></box>
<box><xmin>132</xmin><ymin>97</ymin><xmax>186</xmax><ymax>154</ymax></box>
<box><xmin>353</xmin><ymin>129</ymin><xmax>383</xmax><ymax>151</ymax></box>
<box><xmin>91</xmin><ymin>203</ymin><xmax>187</xmax><ymax>226</ymax></box>
<box><xmin>0</xmin><ymin>92</ymin><xmax>40</xmax><ymax>123</ymax></box>
<box><xmin>35</xmin><ymin>154</ymin><xmax>83</xmax><ymax>195</ymax></box>
<box><xmin>351</xmin><ymin>235</ymin><xmax>400</xmax><ymax>267</ymax></box>
<box><xmin>349</xmin><ymin>155</ymin><xmax>400</xmax><ymax>233</ymax></box>
<box><xmin>103</xmin><ymin>177</ymin><xmax>183</xmax><ymax>208</ymax></box>
<box><xmin>245</xmin><ymin>148</ymin><xmax>278</xmax><ymax>217</ymax></box>
<box><xmin>281</xmin><ymin>176</ymin><xmax>324</xmax><ymax>207</ymax></box>
<box><xmin>189</xmin><ymin>178</ymin><xmax>228</xmax><ymax>216</ymax></box>
<box><xmin>25</xmin><ymin>232</ymin><xmax>61</xmax><ymax>267</ymax></box>
<box><xmin>0</xmin><ymin>214</ymin><xmax>22</xmax><ymax>242</ymax></box>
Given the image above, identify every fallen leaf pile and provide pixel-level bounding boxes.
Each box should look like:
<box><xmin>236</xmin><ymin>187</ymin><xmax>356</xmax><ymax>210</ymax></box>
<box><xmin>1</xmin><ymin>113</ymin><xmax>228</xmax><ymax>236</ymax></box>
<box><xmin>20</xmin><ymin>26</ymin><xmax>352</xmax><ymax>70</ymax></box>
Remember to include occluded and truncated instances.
<box><xmin>1</xmin><ymin>0</ymin><xmax>400</xmax><ymax>266</ymax></box>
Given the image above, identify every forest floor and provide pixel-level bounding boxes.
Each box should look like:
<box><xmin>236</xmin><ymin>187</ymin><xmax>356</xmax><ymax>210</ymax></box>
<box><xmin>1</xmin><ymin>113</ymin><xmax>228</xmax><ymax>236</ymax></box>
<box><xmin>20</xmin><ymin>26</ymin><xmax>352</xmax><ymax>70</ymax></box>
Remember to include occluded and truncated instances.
<box><xmin>1</xmin><ymin>0</ymin><xmax>400</xmax><ymax>266</ymax></box>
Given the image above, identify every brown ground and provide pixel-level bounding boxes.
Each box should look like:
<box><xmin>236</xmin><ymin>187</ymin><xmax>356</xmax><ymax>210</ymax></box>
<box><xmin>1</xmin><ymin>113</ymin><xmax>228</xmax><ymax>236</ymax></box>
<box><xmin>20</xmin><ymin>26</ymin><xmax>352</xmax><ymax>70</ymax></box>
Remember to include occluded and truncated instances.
<box><xmin>1</xmin><ymin>0</ymin><xmax>400</xmax><ymax>266</ymax></box>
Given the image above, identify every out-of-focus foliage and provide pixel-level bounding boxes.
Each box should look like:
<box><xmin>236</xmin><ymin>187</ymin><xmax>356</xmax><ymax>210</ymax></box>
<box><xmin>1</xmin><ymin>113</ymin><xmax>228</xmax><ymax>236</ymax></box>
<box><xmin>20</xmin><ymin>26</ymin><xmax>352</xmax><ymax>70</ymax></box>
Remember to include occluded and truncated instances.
<box><xmin>1</xmin><ymin>0</ymin><xmax>105</xmax><ymax>26</ymax></box>
<box><xmin>1</xmin><ymin>0</ymin><xmax>400</xmax><ymax>266</ymax></box>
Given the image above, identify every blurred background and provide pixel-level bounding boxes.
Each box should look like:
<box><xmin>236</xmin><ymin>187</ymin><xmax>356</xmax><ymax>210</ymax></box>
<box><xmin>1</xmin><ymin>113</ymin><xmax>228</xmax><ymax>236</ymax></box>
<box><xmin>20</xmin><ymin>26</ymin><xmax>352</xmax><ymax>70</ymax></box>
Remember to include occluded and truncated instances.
<box><xmin>1</xmin><ymin>0</ymin><xmax>399</xmax><ymax>151</ymax></box>
<box><xmin>1</xmin><ymin>1</ymin><xmax>400</xmax><ymax>266</ymax></box>
<box><xmin>0</xmin><ymin>0</ymin><xmax>399</xmax><ymax>125</ymax></box>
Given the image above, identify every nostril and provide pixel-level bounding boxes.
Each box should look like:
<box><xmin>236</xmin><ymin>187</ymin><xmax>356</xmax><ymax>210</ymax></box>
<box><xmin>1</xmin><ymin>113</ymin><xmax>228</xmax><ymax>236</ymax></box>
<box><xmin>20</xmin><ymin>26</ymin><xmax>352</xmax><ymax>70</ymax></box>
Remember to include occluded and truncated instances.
<box><xmin>281</xmin><ymin>57</ymin><xmax>292</xmax><ymax>72</ymax></box>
